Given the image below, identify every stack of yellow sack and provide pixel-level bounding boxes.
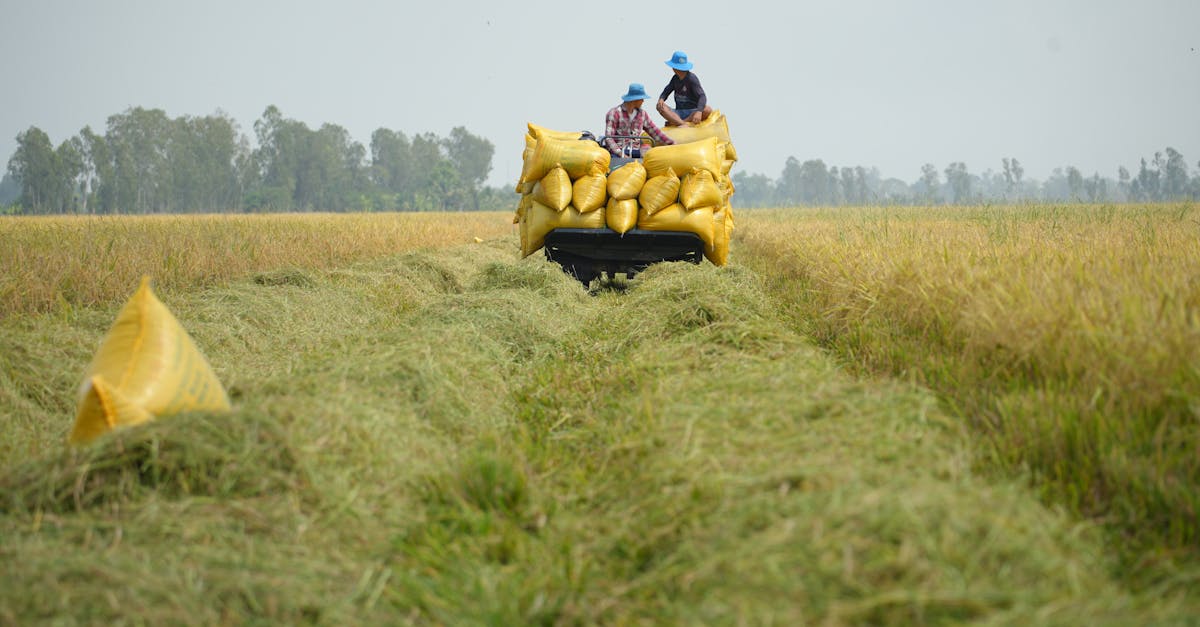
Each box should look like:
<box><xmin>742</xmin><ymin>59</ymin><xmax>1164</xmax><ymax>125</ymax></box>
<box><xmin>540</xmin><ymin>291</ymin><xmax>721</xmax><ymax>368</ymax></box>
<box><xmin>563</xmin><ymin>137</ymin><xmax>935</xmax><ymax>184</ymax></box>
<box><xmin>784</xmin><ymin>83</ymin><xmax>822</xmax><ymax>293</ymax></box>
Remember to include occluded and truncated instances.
<box><xmin>514</xmin><ymin>123</ymin><xmax>611</xmax><ymax>257</ymax></box>
<box><xmin>651</xmin><ymin>110</ymin><xmax>738</xmax><ymax>266</ymax></box>
<box><xmin>514</xmin><ymin>111</ymin><xmax>737</xmax><ymax>266</ymax></box>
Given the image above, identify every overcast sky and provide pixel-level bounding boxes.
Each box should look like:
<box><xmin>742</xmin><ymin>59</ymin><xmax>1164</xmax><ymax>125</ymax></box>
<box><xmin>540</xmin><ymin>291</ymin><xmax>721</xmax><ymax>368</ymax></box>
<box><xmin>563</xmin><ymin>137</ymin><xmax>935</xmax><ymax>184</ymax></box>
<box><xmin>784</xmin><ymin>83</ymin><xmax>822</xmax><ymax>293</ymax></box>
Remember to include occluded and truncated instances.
<box><xmin>2</xmin><ymin>0</ymin><xmax>1197</xmax><ymax>188</ymax></box>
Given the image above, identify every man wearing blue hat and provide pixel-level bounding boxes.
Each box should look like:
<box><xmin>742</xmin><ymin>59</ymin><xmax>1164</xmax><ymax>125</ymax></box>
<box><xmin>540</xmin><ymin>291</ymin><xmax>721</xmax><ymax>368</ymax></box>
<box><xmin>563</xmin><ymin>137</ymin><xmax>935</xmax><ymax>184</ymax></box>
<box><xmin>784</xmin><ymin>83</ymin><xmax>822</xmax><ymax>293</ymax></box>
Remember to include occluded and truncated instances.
<box><xmin>656</xmin><ymin>50</ymin><xmax>712</xmax><ymax>127</ymax></box>
<box><xmin>604</xmin><ymin>83</ymin><xmax>675</xmax><ymax>158</ymax></box>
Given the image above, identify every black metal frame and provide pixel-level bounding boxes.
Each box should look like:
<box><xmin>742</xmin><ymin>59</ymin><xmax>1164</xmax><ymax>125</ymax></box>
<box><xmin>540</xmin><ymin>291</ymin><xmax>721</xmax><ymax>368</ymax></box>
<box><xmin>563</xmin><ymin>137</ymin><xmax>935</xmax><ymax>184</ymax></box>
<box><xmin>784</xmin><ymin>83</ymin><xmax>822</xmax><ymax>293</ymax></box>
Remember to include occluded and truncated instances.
<box><xmin>544</xmin><ymin>228</ymin><xmax>704</xmax><ymax>286</ymax></box>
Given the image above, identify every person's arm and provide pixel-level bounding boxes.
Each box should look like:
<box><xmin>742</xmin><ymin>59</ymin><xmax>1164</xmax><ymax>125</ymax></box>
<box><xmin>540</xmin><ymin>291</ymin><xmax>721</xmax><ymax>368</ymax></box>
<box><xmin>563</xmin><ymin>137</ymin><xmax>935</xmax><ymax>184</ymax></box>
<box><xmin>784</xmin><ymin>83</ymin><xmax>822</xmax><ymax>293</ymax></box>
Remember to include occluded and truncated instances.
<box><xmin>659</xmin><ymin>76</ymin><xmax>676</xmax><ymax>102</ymax></box>
<box><xmin>603</xmin><ymin>108</ymin><xmax>621</xmax><ymax>155</ymax></box>
<box><xmin>640</xmin><ymin>111</ymin><xmax>675</xmax><ymax>146</ymax></box>
<box><xmin>688</xmin><ymin>73</ymin><xmax>707</xmax><ymax>111</ymax></box>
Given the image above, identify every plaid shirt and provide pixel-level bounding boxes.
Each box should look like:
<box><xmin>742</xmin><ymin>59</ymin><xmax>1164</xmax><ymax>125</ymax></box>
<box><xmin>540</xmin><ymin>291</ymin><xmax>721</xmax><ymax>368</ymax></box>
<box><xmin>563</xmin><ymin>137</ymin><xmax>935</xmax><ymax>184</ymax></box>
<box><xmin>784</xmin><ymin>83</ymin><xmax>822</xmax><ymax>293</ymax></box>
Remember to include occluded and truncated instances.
<box><xmin>604</xmin><ymin>104</ymin><xmax>674</xmax><ymax>156</ymax></box>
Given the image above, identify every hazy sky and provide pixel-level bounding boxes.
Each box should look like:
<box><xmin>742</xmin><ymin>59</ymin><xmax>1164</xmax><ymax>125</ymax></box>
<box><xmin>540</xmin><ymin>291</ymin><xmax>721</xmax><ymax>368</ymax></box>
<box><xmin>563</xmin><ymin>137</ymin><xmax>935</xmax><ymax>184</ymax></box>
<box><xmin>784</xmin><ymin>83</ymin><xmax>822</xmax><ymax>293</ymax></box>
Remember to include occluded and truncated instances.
<box><xmin>2</xmin><ymin>0</ymin><xmax>1197</xmax><ymax>188</ymax></box>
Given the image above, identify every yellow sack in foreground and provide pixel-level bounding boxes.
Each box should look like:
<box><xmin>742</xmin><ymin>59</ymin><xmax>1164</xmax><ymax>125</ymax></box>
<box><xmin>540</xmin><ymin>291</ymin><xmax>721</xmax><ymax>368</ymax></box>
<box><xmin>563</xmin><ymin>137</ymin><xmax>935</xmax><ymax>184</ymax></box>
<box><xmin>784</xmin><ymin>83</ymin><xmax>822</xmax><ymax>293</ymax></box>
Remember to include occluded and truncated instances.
<box><xmin>532</xmin><ymin>166</ymin><xmax>572</xmax><ymax>211</ymax></box>
<box><xmin>521</xmin><ymin>200</ymin><xmax>607</xmax><ymax>257</ymax></box>
<box><xmin>607</xmin><ymin>161</ymin><xmax>647</xmax><ymax>200</ymax></box>
<box><xmin>572</xmin><ymin>171</ymin><xmax>608</xmax><ymax>213</ymax></box>
<box><xmin>606</xmin><ymin>197</ymin><xmax>638</xmax><ymax>234</ymax></box>
<box><xmin>637</xmin><ymin>203</ymin><xmax>715</xmax><ymax>251</ymax></box>
<box><xmin>70</xmin><ymin>277</ymin><xmax>231</xmax><ymax>445</ymax></box>
<box><xmin>679</xmin><ymin>168</ymin><xmax>723</xmax><ymax>210</ymax></box>
<box><xmin>643</xmin><ymin>136</ymin><xmax>723</xmax><ymax>181</ymax></box>
<box><xmin>639</xmin><ymin>168</ymin><xmax>681</xmax><ymax>216</ymax></box>
<box><xmin>524</xmin><ymin>136</ymin><xmax>611</xmax><ymax>182</ymax></box>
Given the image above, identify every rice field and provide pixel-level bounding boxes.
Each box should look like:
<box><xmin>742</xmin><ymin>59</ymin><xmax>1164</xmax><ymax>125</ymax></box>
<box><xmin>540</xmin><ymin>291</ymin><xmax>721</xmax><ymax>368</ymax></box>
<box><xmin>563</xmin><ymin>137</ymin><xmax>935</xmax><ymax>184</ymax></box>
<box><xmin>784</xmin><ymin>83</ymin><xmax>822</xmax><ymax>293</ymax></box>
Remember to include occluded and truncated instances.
<box><xmin>0</xmin><ymin>212</ymin><xmax>511</xmax><ymax>317</ymax></box>
<box><xmin>737</xmin><ymin>203</ymin><xmax>1200</xmax><ymax>575</ymax></box>
<box><xmin>1</xmin><ymin>205</ymin><xmax>1197</xmax><ymax>623</ymax></box>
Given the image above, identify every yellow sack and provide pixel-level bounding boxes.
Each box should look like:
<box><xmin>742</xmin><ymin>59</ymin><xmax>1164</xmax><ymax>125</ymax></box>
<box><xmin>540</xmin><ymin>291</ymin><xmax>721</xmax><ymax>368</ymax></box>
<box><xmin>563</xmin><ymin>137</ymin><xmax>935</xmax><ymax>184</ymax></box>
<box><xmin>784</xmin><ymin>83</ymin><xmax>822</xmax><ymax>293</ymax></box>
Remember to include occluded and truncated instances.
<box><xmin>70</xmin><ymin>277</ymin><xmax>231</xmax><ymax>445</ymax></box>
<box><xmin>607</xmin><ymin>161</ymin><xmax>647</xmax><ymax>200</ymax></box>
<box><xmin>679</xmin><ymin>168</ymin><xmax>723</xmax><ymax>210</ymax></box>
<box><xmin>694</xmin><ymin>109</ymin><xmax>725</xmax><ymax>129</ymax></box>
<box><xmin>638</xmin><ymin>168</ymin><xmax>681</xmax><ymax>216</ymax></box>
<box><xmin>528</xmin><ymin>122</ymin><xmax>583</xmax><ymax>141</ymax></box>
<box><xmin>513</xmin><ymin>192</ymin><xmax>533</xmax><ymax>224</ymax></box>
<box><xmin>643</xmin><ymin>136</ymin><xmax>723</xmax><ymax>180</ymax></box>
<box><xmin>637</xmin><ymin>203</ymin><xmax>715</xmax><ymax>251</ymax></box>
<box><xmin>517</xmin><ymin>134</ymin><xmax>537</xmax><ymax>189</ymax></box>
<box><xmin>572</xmin><ymin>171</ymin><xmax>608</xmax><ymax>213</ymax></box>
<box><xmin>524</xmin><ymin>136</ymin><xmax>611</xmax><ymax>183</ymax></box>
<box><xmin>660</xmin><ymin>112</ymin><xmax>732</xmax><ymax>145</ymax></box>
<box><xmin>521</xmin><ymin>200</ymin><xmax>607</xmax><ymax>257</ymax></box>
<box><xmin>705</xmin><ymin>207</ymin><xmax>733</xmax><ymax>266</ymax></box>
<box><xmin>532</xmin><ymin>166</ymin><xmax>572</xmax><ymax>211</ymax></box>
<box><xmin>519</xmin><ymin>205</ymin><xmax>530</xmax><ymax>254</ymax></box>
<box><xmin>606</xmin><ymin>197</ymin><xmax>638</xmax><ymax>234</ymax></box>
<box><xmin>722</xmin><ymin>141</ymin><xmax>738</xmax><ymax>162</ymax></box>
<box><xmin>719</xmin><ymin>175</ymin><xmax>736</xmax><ymax>202</ymax></box>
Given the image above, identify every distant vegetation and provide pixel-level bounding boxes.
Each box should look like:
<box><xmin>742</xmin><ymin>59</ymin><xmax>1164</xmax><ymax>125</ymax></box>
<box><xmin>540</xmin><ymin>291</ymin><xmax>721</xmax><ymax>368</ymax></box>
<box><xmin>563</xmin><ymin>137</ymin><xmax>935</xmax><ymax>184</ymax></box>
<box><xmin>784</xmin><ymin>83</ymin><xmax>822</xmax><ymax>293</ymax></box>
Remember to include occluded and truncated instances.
<box><xmin>3</xmin><ymin>105</ymin><xmax>1197</xmax><ymax>214</ymax></box>
<box><xmin>2</xmin><ymin>106</ymin><xmax>509</xmax><ymax>215</ymax></box>
<box><xmin>732</xmin><ymin>150</ymin><xmax>1200</xmax><ymax>207</ymax></box>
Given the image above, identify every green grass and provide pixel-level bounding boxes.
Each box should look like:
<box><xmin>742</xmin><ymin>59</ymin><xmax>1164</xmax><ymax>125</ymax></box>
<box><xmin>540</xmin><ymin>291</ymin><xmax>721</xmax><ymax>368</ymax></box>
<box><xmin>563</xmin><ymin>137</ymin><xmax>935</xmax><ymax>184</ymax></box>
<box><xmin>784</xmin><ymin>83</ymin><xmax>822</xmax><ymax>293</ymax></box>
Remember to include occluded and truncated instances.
<box><xmin>0</xmin><ymin>237</ymin><xmax>1194</xmax><ymax>623</ymax></box>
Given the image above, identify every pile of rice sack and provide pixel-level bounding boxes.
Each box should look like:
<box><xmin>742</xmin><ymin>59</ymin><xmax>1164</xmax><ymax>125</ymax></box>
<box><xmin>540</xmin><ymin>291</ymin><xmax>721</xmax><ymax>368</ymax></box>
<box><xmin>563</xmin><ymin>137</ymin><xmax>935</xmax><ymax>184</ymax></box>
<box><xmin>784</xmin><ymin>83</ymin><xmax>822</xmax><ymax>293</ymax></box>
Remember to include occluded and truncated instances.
<box><xmin>513</xmin><ymin>113</ymin><xmax>738</xmax><ymax>266</ymax></box>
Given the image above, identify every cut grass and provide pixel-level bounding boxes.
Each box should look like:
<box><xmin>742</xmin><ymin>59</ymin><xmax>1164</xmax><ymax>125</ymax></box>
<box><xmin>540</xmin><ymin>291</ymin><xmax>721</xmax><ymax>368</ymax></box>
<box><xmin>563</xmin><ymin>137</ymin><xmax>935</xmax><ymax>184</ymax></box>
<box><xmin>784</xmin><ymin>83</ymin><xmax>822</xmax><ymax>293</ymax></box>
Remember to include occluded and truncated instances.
<box><xmin>1</xmin><ymin>232</ymin><xmax>1192</xmax><ymax>623</ymax></box>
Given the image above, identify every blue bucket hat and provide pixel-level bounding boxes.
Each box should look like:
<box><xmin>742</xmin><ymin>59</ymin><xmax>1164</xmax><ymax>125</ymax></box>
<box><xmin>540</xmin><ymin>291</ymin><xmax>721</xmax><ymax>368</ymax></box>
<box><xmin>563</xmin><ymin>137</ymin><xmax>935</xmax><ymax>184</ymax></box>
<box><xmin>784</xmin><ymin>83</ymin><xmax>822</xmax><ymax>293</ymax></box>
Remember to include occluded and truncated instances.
<box><xmin>665</xmin><ymin>50</ymin><xmax>693</xmax><ymax>71</ymax></box>
<box><xmin>621</xmin><ymin>83</ymin><xmax>648</xmax><ymax>102</ymax></box>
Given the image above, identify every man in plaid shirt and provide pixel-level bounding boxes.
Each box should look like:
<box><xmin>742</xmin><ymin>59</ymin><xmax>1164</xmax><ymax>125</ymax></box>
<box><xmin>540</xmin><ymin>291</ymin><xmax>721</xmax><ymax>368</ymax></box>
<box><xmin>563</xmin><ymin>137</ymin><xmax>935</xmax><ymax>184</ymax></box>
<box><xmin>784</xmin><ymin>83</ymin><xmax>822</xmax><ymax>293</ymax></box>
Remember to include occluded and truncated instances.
<box><xmin>604</xmin><ymin>83</ymin><xmax>675</xmax><ymax>158</ymax></box>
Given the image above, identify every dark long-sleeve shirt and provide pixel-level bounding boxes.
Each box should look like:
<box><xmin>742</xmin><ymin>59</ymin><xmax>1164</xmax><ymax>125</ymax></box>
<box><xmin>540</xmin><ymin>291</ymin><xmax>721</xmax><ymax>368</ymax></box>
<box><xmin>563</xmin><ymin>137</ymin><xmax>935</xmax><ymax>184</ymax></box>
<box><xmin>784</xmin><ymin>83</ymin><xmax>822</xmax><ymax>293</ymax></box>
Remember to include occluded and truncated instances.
<box><xmin>659</xmin><ymin>72</ymin><xmax>707</xmax><ymax>111</ymax></box>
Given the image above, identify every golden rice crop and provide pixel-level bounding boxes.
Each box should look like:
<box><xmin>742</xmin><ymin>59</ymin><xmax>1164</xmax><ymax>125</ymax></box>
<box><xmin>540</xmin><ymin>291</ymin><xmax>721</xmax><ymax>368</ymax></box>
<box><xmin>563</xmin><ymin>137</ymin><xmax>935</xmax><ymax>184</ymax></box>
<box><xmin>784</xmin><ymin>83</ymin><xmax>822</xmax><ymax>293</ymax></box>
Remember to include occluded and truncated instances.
<box><xmin>736</xmin><ymin>203</ymin><xmax>1200</xmax><ymax>564</ymax></box>
<box><xmin>0</xmin><ymin>212</ymin><xmax>513</xmax><ymax>317</ymax></box>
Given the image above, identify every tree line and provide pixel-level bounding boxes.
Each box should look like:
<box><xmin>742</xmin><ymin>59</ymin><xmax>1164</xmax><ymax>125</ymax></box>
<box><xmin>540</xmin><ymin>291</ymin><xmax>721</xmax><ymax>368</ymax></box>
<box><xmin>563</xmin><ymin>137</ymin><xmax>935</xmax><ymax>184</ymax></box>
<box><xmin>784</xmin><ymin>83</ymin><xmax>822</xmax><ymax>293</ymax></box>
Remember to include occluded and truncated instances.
<box><xmin>2</xmin><ymin>106</ymin><xmax>506</xmax><ymax>214</ymax></box>
<box><xmin>730</xmin><ymin>149</ymin><xmax>1200</xmax><ymax>207</ymax></box>
<box><xmin>4</xmin><ymin>107</ymin><xmax>1197</xmax><ymax>213</ymax></box>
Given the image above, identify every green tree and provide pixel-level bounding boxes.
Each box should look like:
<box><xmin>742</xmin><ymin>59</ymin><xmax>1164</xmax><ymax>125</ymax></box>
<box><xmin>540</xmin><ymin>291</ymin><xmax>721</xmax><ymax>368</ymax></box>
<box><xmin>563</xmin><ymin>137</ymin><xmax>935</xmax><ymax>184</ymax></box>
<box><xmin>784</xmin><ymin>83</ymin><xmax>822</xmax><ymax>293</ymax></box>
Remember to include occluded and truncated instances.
<box><xmin>409</xmin><ymin>133</ymin><xmax>446</xmax><ymax>210</ymax></box>
<box><xmin>444</xmin><ymin>126</ymin><xmax>494</xmax><ymax>210</ymax></box>
<box><xmin>1083</xmin><ymin>173</ymin><xmax>1107</xmax><ymax>202</ymax></box>
<box><xmin>7</xmin><ymin>126</ymin><xmax>73</xmax><ymax>213</ymax></box>
<box><xmin>798</xmin><ymin>159</ymin><xmax>834</xmax><ymax>204</ymax></box>
<box><xmin>1162</xmin><ymin>147</ymin><xmax>1188</xmax><ymax>199</ymax></box>
<box><xmin>943</xmin><ymin>162</ymin><xmax>970</xmax><ymax>204</ymax></box>
<box><xmin>370</xmin><ymin>128</ymin><xmax>412</xmax><ymax>197</ymax></box>
<box><xmin>731</xmin><ymin>171</ymin><xmax>774</xmax><ymax>207</ymax></box>
<box><xmin>0</xmin><ymin>172</ymin><xmax>19</xmax><ymax>207</ymax></box>
<box><xmin>427</xmin><ymin>160</ymin><xmax>465</xmax><ymax>211</ymax></box>
<box><xmin>919</xmin><ymin>163</ymin><xmax>940</xmax><ymax>204</ymax></box>
<box><xmin>105</xmin><ymin>107</ymin><xmax>174</xmax><ymax>212</ymax></box>
<box><xmin>1065</xmin><ymin>166</ymin><xmax>1083</xmax><ymax>200</ymax></box>
<box><xmin>250</xmin><ymin>105</ymin><xmax>301</xmax><ymax>210</ymax></box>
<box><xmin>1132</xmin><ymin>157</ymin><xmax>1160</xmax><ymax>201</ymax></box>
<box><xmin>776</xmin><ymin>156</ymin><xmax>803</xmax><ymax>205</ymax></box>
